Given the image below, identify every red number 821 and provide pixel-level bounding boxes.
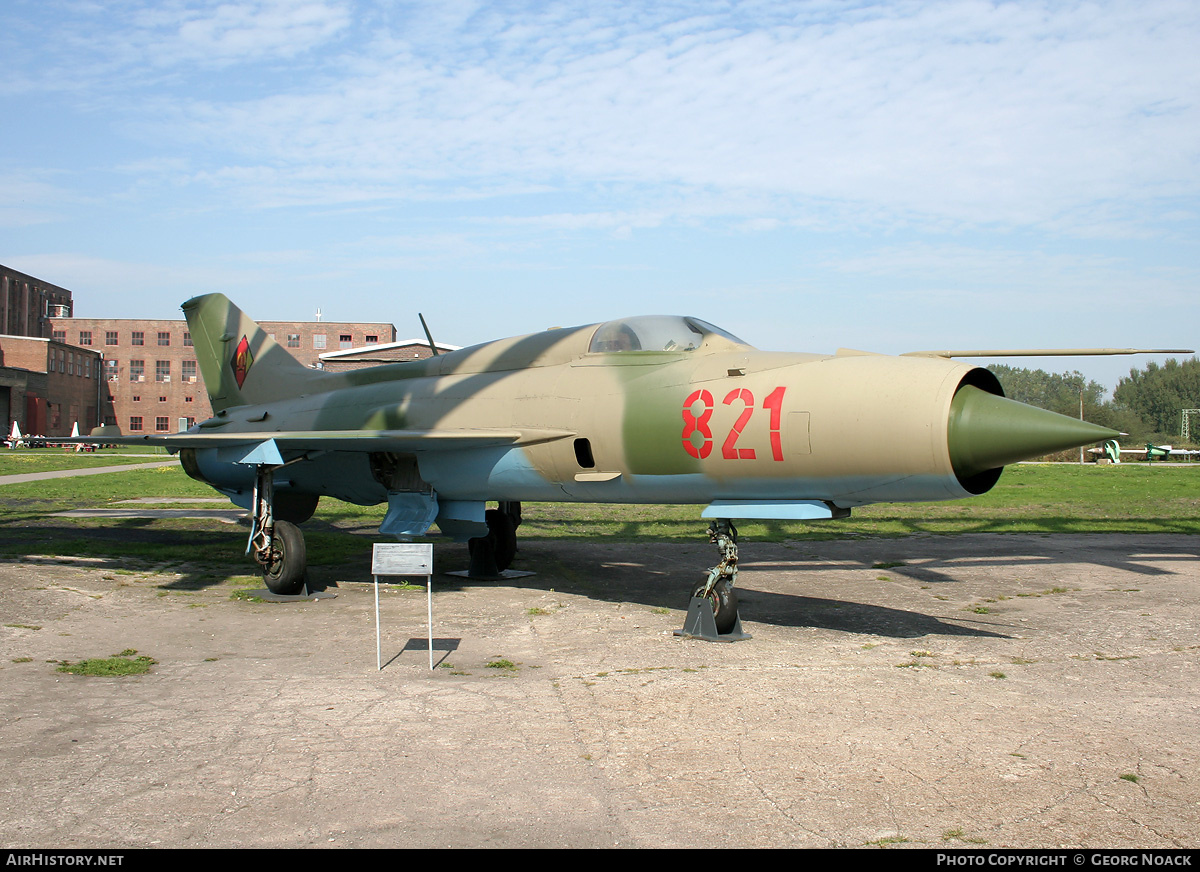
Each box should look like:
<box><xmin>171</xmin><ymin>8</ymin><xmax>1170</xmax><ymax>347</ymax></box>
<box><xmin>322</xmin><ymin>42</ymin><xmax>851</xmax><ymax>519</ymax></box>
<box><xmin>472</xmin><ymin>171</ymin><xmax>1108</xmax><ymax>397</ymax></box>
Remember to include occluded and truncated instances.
<box><xmin>680</xmin><ymin>386</ymin><xmax>786</xmax><ymax>462</ymax></box>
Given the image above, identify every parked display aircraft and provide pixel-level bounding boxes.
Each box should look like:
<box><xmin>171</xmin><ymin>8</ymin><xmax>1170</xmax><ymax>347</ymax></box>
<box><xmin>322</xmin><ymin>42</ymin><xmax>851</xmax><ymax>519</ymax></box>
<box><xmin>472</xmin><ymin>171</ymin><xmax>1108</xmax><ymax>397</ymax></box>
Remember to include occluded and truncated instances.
<box><xmin>1089</xmin><ymin>439</ymin><xmax>1200</xmax><ymax>462</ymax></box>
<box><xmin>86</xmin><ymin>294</ymin><xmax>1182</xmax><ymax>633</ymax></box>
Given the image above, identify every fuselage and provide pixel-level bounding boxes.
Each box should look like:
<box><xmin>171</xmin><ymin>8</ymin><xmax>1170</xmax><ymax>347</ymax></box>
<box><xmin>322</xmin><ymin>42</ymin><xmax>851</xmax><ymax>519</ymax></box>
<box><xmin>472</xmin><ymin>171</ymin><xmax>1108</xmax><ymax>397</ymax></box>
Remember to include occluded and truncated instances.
<box><xmin>182</xmin><ymin>315</ymin><xmax>1013</xmax><ymax>511</ymax></box>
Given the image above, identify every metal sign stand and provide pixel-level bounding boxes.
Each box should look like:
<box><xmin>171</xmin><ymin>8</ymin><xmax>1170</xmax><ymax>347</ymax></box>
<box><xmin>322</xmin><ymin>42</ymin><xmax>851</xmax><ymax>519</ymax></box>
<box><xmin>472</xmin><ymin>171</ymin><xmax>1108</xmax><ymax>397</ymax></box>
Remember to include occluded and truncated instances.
<box><xmin>372</xmin><ymin>543</ymin><xmax>435</xmax><ymax>671</ymax></box>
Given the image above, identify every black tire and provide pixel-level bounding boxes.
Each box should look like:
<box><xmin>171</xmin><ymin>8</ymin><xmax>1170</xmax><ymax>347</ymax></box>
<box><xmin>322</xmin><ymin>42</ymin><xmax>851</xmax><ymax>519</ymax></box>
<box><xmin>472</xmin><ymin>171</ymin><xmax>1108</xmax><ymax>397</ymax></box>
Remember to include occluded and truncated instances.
<box><xmin>485</xmin><ymin>508</ymin><xmax>517</xmax><ymax>571</ymax></box>
<box><xmin>691</xmin><ymin>580</ymin><xmax>739</xmax><ymax>634</ymax></box>
<box><xmin>262</xmin><ymin>520</ymin><xmax>307</xmax><ymax>595</ymax></box>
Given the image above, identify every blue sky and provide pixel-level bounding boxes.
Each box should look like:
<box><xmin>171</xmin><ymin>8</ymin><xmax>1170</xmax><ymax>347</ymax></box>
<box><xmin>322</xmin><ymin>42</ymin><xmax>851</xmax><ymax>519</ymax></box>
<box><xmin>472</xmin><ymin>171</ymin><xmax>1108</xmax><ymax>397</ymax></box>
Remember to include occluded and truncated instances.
<box><xmin>3</xmin><ymin>0</ymin><xmax>1197</xmax><ymax>393</ymax></box>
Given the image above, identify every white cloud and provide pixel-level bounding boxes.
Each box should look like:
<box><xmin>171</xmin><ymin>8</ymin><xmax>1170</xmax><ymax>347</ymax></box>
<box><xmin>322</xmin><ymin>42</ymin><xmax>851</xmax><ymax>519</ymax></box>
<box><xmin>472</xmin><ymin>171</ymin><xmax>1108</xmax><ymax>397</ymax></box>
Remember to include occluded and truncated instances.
<box><xmin>110</xmin><ymin>0</ymin><xmax>1191</xmax><ymax>235</ymax></box>
<box><xmin>3</xmin><ymin>0</ymin><xmax>352</xmax><ymax>84</ymax></box>
<box><xmin>1</xmin><ymin>253</ymin><xmax>214</xmax><ymax>317</ymax></box>
<box><xmin>129</xmin><ymin>0</ymin><xmax>351</xmax><ymax>66</ymax></box>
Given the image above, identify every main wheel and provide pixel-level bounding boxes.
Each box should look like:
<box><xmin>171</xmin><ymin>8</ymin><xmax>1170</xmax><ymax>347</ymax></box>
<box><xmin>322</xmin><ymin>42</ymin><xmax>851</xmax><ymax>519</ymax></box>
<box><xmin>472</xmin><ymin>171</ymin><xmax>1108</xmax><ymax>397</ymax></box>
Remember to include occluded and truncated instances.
<box><xmin>466</xmin><ymin>509</ymin><xmax>518</xmax><ymax>577</ymax></box>
<box><xmin>262</xmin><ymin>520</ymin><xmax>307</xmax><ymax>595</ymax></box>
<box><xmin>691</xmin><ymin>580</ymin><xmax>739</xmax><ymax>634</ymax></box>
<box><xmin>486</xmin><ymin>508</ymin><xmax>517</xmax><ymax>572</ymax></box>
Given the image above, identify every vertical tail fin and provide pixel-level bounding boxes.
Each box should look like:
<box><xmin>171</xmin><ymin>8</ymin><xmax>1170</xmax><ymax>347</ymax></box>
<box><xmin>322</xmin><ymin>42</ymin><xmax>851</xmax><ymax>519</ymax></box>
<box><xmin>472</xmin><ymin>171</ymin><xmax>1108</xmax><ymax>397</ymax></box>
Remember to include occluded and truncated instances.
<box><xmin>182</xmin><ymin>294</ymin><xmax>330</xmax><ymax>413</ymax></box>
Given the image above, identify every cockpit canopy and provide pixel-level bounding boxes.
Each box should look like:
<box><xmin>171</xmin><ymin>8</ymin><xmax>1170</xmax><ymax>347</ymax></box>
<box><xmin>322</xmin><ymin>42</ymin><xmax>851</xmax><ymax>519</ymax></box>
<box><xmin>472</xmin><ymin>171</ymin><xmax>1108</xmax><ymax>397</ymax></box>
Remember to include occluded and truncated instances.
<box><xmin>588</xmin><ymin>315</ymin><xmax>747</xmax><ymax>354</ymax></box>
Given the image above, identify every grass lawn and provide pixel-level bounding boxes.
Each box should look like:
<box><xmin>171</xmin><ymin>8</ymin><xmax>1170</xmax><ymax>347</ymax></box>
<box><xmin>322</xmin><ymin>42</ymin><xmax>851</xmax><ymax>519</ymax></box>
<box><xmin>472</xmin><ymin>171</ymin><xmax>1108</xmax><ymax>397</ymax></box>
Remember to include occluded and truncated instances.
<box><xmin>0</xmin><ymin>461</ymin><xmax>1195</xmax><ymax>569</ymax></box>
<box><xmin>0</xmin><ymin>447</ymin><xmax>171</xmax><ymax>475</ymax></box>
<box><xmin>517</xmin><ymin>462</ymin><xmax>1200</xmax><ymax>539</ymax></box>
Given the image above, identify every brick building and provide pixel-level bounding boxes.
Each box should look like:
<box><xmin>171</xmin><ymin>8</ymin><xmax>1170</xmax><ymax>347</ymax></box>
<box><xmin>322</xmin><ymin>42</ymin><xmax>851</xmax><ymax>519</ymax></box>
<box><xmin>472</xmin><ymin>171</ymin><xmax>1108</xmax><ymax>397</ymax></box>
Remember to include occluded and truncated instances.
<box><xmin>2</xmin><ymin>264</ymin><xmax>73</xmax><ymax>339</ymax></box>
<box><xmin>1</xmin><ymin>264</ymin><xmax>90</xmax><ymax>436</ymax></box>
<box><xmin>0</xmin><ymin>335</ymin><xmax>103</xmax><ymax>436</ymax></box>
<box><xmin>2</xmin><ymin>262</ymin><xmax>453</xmax><ymax>438</ymax></box>
<box><xmin>53</xmin><ymin>316</ymin><xmax>399</xmax><ymax>434</ymax></box>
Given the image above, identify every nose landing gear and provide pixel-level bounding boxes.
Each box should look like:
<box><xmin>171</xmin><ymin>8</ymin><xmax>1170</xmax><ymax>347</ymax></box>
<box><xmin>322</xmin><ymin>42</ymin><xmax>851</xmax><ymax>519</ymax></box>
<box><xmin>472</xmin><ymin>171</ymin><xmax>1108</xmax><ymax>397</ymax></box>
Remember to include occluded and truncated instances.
<box><xmin>676</xmin><ymin>519</ymin><xmax>751</xmax><ymax>642</ymax></box>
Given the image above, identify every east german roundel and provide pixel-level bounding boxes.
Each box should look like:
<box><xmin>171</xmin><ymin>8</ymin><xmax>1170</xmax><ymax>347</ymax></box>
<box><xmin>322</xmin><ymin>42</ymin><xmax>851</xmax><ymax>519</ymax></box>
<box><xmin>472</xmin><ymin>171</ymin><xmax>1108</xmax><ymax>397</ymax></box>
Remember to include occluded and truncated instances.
<box><xmin>231</xmin><ymin>335</ymin><xmax>254</xmax><ymax>388</ymax></box>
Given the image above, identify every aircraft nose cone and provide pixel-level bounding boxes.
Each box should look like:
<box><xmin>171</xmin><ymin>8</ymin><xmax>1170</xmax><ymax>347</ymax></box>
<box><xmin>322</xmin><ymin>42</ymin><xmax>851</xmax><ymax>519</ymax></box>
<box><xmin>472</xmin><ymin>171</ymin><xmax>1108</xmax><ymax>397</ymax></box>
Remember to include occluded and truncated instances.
<box><xmin>948</xmin><ymin>385</ymin><xmax>1119</xmax><ymax>480</ymax></box>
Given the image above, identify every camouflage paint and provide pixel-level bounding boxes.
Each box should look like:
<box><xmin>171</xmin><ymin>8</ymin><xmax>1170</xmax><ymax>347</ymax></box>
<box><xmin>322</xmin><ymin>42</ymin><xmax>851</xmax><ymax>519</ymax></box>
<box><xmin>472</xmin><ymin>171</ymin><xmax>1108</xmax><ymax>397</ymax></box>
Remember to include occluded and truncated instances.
<box><xmin>167</xmin><ymin>294</ymin><xmax>1116</xmax><ymax>524</ymax></box>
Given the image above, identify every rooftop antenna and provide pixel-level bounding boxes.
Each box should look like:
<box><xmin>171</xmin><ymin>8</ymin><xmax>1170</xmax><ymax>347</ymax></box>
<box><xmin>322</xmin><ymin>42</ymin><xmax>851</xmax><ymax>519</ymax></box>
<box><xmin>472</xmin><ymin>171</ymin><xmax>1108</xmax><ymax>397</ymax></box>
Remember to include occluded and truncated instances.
<box><xmin>315</xmin><ymin>308</ymin><xmax>322</xmax><ymax>322</ymax></box>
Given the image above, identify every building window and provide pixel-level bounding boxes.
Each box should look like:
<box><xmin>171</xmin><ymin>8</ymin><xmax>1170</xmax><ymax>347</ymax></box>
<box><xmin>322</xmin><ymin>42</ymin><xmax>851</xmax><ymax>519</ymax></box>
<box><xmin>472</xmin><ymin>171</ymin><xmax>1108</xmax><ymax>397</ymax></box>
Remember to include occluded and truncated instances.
<box><xmin>287</xmin><ymin>334</ymin><xmax>300</xmax><ymax>348</ymax></box>
<box><xmin>79</xmin><ymin>331</ymin><xmax>92</xmax><ymax>346</ymax></box>
<box><xmin>84</xmin><ymin>360</ymin><xmax>90</xmax><ymax>379</ymax></box>
<box><xmin>313</xmin><ymin>334</ymin><xmax>326</xmax><ymax>349</ymax></box>
<box><xmin>366</xmin><ymin>335</ymin><xmax>378</xmax><ymax>344</ymax></box>
<box><xmin>157</xmin><ymin>331</ymin><xmax>170</xmax><ymax>346</ymax></box>
<box><xmin>159</xmin><ymin>396</ymin><xmax>167</xmax><ymax>403</ymax></box>
<box><xmin>130</xmin><ymin>416</ymin><xmax>143</xmax><ymax>432</ymax></box>
<box><xmin>67</xmin><ymin>353</ymin><xmax>74</xmax><ymax>375</ymax></box>
<box><xmin>182</xmin><ymin>360</ymin><xmax>197</xmax><ymax>382</ymax></box>
<box><xmin>339</xmin><ymin>334</ymin><xmax>352</xmax><ymax>349</ymax></box>
<box><xmin>155</xmin><ymin>417</ymin><xmax>169</xmax><ymax>432</ymax></box>
<box><xmin>183</xmin><ymin>332</ymin><xmax>192</xmax><ymax>347</ymax></box>
<box><xmin>155</xmin><ymin>360</ymin><xmax>170</xmax><ymax>382</ymax></box>
<box><xmin>105</xmin><ymin>331</ymin><xmax>118</xmax><ymax>346</ymax></box>
<box><xmin>52</xmin><ymin>330</ymin><xmax>66</xmax><ymax>342</ymax></box>
<box><xmin>130</xmin><ymin>360</ymin><xmax>145</xmax><ymax>382</ymax></box>
<box><xmin>131</xmin><ymin>331</ymin><xmax>144</xmax><ymax>346</ymax></box>
<box><xmin>132</xmin><ymin>396</ymin><xmax>141</xmax><ymax>402</ymax></box>
<box><xmin>185</xmin><ymin>396</ymin><xmax>194</xmax><ymax>403</ymax></box>
<box><xmin>185</xmin><ymin>417</ymin><xmax>195</xmax><ymax>428</ymax></box>
<box><xmin>105</xmin><ymin>359</ymin><xmax>119</xmax><ymax>381</ymax></box>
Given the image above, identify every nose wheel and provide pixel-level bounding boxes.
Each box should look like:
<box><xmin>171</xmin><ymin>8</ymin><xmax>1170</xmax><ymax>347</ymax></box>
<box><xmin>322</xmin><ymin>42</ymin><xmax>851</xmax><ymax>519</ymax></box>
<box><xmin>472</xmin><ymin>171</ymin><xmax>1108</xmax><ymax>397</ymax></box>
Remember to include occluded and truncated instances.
<box><xmin>675</xmin><ymin>520</ymin><xmax>751</xmax><ymax>641</ymax></box>
<box><xmin>690</xmin><ymin>578</ymin><xmax>739</xmax><ymax>635</ymax></box>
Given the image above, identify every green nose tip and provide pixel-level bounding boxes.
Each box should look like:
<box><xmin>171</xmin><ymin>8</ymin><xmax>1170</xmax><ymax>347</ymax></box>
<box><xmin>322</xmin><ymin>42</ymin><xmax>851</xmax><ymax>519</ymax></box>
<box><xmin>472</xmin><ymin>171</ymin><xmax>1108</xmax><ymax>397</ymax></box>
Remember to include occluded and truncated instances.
<box><xmin>949</xmin><ymin>385</ymin><xmax>1119</xmax><ymax>480</ymax></box>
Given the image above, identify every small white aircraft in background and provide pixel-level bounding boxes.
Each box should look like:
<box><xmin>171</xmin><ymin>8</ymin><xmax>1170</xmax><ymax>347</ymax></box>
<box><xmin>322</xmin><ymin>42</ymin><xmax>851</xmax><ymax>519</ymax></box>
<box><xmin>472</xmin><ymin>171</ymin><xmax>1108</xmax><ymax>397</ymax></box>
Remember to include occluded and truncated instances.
<box><xmin>1089</xmin><ymin>439</ymin><xmax>1200</xmax><ymax>463</ymax></box>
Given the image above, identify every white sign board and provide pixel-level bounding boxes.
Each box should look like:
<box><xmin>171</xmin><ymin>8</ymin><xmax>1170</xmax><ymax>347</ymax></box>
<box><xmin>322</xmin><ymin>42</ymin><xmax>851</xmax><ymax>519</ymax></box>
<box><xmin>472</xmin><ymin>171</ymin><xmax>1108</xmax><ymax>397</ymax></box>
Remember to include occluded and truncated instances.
<box><xmin>372</xmin><ymin>543</ymin><xmax>433</xmax><ymax>576</ymax></box>
<box><xmin>371</xmin><ymin>543</ymin><xmax>435</xmax><ymax>671</ymax></box>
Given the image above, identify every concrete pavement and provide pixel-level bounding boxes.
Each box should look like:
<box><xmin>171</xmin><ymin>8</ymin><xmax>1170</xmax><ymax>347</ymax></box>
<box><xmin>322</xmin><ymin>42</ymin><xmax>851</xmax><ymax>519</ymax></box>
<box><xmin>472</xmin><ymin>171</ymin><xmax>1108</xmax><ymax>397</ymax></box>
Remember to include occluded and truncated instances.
<box><xmin>1</xmin><ymin>533</ymin><xmax>1196</xmax><ymax>848</ymax></box>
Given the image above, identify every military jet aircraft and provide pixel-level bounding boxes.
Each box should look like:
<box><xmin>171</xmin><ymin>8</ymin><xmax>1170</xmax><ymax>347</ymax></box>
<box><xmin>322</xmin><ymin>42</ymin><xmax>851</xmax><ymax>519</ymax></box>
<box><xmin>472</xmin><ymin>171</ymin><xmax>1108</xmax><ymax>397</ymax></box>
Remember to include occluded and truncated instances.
<box><xmin>95</xmin><ymin>294</ymin><xmax>1179</xmax><ymax>634</ymax></box>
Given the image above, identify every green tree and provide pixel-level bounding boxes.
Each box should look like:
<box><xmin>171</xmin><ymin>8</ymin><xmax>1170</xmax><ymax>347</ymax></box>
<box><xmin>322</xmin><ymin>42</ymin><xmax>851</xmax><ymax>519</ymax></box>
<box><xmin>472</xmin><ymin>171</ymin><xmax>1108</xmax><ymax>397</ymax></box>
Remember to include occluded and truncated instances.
<box><xmin>989</xmin><ymin>365</ymin><xmax>1107</xmax><ymax>418</ymax></box>
<box><xmin>1113</xmin><ymin>357</ymin><xmax>1200</xmax><ymax>440</ymax></box>
<box><xmin>988</xmin><ymin>364</ymin><xmax>1148</xmax><ymax>443</ymax></box>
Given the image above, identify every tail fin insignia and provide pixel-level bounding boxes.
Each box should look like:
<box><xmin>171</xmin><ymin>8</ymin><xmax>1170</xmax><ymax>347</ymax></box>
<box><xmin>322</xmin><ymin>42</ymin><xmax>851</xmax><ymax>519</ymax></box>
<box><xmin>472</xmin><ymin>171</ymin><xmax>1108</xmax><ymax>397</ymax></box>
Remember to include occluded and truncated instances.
<box><xmin>182</xmin><ymin>293</ymin><xmax>332</xmax><ymax>413</ymax></box>
<box><xmin>231</xmin><ymin>335</ymin><xmax>254</xmax><ymax>389</ymax></box>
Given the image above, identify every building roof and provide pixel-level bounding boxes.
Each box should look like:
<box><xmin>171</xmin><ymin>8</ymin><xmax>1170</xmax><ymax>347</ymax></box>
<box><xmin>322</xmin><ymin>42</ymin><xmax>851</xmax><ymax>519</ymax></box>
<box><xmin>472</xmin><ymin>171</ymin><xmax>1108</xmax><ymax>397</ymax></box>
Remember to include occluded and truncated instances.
<box><xmin>319</xmin><ymin>339</ymin><xmax>461</xmax><ymax>360</ymax></box>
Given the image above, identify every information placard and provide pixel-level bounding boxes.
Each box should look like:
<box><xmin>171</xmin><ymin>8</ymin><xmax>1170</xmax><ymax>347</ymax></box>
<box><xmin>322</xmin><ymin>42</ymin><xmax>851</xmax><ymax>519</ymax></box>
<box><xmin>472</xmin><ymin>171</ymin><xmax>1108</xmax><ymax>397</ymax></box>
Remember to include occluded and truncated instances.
<box><xmin>372</xmin><ymin>543</ymin><xmax>433</xmax><ymax>576</ymax></box>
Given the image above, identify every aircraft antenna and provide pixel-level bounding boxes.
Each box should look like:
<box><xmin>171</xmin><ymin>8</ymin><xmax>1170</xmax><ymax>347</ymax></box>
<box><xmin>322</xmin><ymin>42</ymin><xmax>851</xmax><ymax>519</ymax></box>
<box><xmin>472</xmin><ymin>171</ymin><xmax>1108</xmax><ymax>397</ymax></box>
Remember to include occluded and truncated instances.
<box><xmin>419</xmin><ymin>313</ymin><xmax>439</xmax><ymax>357</ymax></box>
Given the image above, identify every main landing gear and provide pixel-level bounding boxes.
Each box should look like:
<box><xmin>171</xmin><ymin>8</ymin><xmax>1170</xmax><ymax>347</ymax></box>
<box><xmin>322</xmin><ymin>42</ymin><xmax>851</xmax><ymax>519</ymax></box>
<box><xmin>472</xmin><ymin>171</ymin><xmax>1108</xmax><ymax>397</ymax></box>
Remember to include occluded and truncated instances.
<box><xmin>248</xmin><ymin>464</ymin><xmax>309</xmax><ymax>595</ymax></box>
<box><xmin>462</xmin><ymin>501</ymin><xmax>524</xmax><ymax>578</ymax></box>
<box><xmin>675</xmin><ymin>519</ymin><xmax>751</xmax><ymax>642</ymax></box>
